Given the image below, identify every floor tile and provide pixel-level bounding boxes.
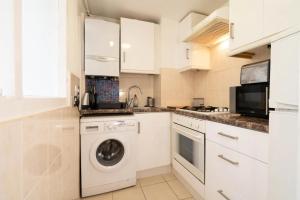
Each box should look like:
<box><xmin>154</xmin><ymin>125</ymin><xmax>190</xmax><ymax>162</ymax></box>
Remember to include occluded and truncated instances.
<box><xmin>167</xmin><ymin>180</ymin><xmax>192</xmax><ymax>199</ymax></box>
<box><xmin>113</xmin><ymin>185</ymin><xmax>145</xmax><ymax>200</ymax></box>
<box><xmin>139</xmin><ymin>175</ymin><xmax>165</xmax><ymax>187</ymax></box>
<box><xmin>81</xmin><ymin>192</ymin><xmax>112</xmax><ymax>200</ymax></box>
<box><xmin>162</xmin><ymin>173</ymin><xmax>177</xmax><ymax>181</ymax></box>
<box><xmin>142</xmin><ymin>182</ymin><xmax>178</xmax><ymax>200</ymax></box>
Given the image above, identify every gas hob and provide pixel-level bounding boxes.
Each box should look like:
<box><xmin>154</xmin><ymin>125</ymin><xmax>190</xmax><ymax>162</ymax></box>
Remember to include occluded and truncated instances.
<box><xmin>179</xmin><ymin>106</ymin><xmax>229</xmax><ymax>115</ymax></box>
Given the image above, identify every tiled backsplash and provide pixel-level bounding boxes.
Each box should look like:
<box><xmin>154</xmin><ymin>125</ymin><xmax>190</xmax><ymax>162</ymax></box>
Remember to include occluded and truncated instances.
<box><xmin>85</xmin><ymin>76</ymin><xmax>119</xmax><ymax>103</ymax></box>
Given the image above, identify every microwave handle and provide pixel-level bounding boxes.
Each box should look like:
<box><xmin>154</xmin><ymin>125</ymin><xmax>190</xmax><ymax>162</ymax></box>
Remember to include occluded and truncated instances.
<box><xmin>266</xmin><ymin>87</ymin><xmax>269</xmax><ymax>115</ymax></box>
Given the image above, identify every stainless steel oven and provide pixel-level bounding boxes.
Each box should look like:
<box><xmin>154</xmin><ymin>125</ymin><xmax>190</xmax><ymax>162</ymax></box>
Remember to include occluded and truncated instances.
<box><xmin>172</xmin><ymin>120</ymin><xmax>205</xmax><ymax>183</ymax></box>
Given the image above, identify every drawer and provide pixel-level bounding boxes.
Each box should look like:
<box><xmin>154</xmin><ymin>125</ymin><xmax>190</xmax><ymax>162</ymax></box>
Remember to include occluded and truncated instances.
<box><xmin>205</xmin><ymin>141</ymin><xmax>269</xmax><ymax>200</ymax></box>
<box><xmin>206</xmin><ymin>121</ymin><xmax>269</xmax><ymax>163</ymax></box>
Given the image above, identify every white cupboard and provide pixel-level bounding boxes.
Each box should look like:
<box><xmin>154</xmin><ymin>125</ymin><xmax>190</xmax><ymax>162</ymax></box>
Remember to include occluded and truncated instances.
<box><xmin>269</xmin><ymin>32</ymin><xmax>300</xmax><ymax>109</ymax></box>
<box><xmin>229</xmin><ymin>0</ymin><xmax>264</xmax><ymax>50</ymax></box>
<box><xmin>205</xmin><ymin>121</ymin><xmax>269</xmax><ymax>200</ymax></box>
<box><xmin>206</xmin><ymin>140</ymin><xmax>269</xmax><ymax>200</ymax></box>
<box><xmin>263</xmin><ymin>0</ymin><xmax>299</xmax><ymax>37</ymax></box>
<box><xmin>229</xmin><ymin>0</ymin><xmax>300</xmax><ymax>54</ymax></box>
<box><xmin>85</xmin><ymin>18</ymin><xmax>120</xmax><ymax>76</ymax></box>
<box><xmin>120</xmin><ymin>18</ymin><xmax>158</xmax><ymax>74</ymax></box>
<box><xmin>178</xmin><ymin>43</ymin><xmax>210</xmax><ymax>71</ymax></box>
<box><xmin>178</xmin><ymin>12</ymin><xmax>206</xmax><ymax>42</ymax></box>
<box><xmin>135</xmin><ymin>112</ymin><xmax>171</xmax><ymax>171</ymax></box>
<box><xmin>269</xmin><ymin>111</ymin><xmax>298</xmax><ymax>200</ymax></box>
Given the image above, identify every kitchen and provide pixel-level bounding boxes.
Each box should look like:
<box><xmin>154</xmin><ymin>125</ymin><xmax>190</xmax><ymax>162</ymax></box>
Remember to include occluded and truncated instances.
<box><xmin>0</xmin><ymin>0</ymin><xmax>299</xmax><ymax>200</ymax></box>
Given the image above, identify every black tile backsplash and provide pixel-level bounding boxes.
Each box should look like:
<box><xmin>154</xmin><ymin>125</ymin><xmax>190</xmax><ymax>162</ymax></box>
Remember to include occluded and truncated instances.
<box><xmin>85</xmin><ymin>76</ymin><xmax>119</xmax><ymax>103</ymax></box>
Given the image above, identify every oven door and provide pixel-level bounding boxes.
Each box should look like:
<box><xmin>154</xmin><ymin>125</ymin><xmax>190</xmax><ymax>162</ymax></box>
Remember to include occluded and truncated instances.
<box><xmin>172</xmin><ymin>123</ymin><xmax>205</xmax><ymax>183</ymax></box>
<box><xmin>236</xmin><ymin>84</ymin><xmax>269</xmax><ymax>117</ymax></box>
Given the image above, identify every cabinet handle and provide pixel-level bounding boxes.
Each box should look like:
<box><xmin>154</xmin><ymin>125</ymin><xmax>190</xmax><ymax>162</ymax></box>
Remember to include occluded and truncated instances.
<box><xmin>138</xmin><ymin>121</ymin><xmax>141</xmax><ymax>134</ymax></box>
<box><xmin>217</xmin><ymin>132</ymin><xmax>239</xmax><ymax>140</ymax></box>
<box><xmin>230</xmin><ymin>22</ymin><xmax>235</xmax><ymax>39</ymax></box>
<box><xmin>123</xmin><ymin>52</ymin><xmax>126</xmax><ymax>63</ymax></box>
<box><xmin>218</xmin><ymin>190</ymin><xmax>231</xmax><ymax>200</ymax></box>
<box><xmin>86</xmin><ymin>126</ymin><xmax>99</xmax><ymax>131</ymax></box>
<box><xmin>218</xmin><ymin>154</ymin><xmax>239</xmax><ymax>166</ymax></box>
<box><xmin>186</xmin><ymin>48</ymin><xmax>190</xmax><ymax>60</ymax></box>
<box><xmin>266</xmin><ymin>87</ymin><xmax>269</xmax><ymax>116</ymax></box>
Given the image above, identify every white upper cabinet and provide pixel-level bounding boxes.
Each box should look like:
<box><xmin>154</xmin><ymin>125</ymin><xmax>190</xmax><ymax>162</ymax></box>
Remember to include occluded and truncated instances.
<box><xmin>178</xmin><ymin>43</ymin><xmax>210</xmax><ymax>71</ymax></box>
<box><xmin>85</xmin><ymin>18</ymin><xmax>120</xmax><ymax>77</ymax></box>
<box><xmin>178</xmin><ymin>13</ymin><xmax>210</xmax><ymax>72</ymax></box>
<box><xmin>229</xmin><ymin>0</ymin><xmax>300</xmax><ymax>54</ymax></box>
<box><xmin>179</xmin><ymin>12</ymin><xmax>206</xmax><ymax>42</ymax></box>
<box><xmin>120</xmin><ymin>18</ymin><xmax>158</xmax><ymax>74</ymax></box>
<box><xmin>229</xmin><ymin>0</ymin><xmax>264</xmax><ymax>50</ymax></box>
<box><xmin>269</xmin><ymin>32</ymin><xmax>300</xmax><ymax>109</ymax></box>
<box><xmin>263</xmin><ymin>0</ymin><xmax>299</xmax><ymax>37</ymax></box>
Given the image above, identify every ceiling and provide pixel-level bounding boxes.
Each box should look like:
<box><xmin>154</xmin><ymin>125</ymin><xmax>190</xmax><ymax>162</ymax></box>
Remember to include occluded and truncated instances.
<box><xmin>86</xmin><ymin>0</ymin><xmax>228</xmax><ymax>23</ymax></box>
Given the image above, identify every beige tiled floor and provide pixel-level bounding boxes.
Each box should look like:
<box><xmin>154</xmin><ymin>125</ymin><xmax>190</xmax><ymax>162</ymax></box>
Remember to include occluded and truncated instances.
<box><xmin>81</xmin><ymin>173</ymin><xmax>195</xmax><ymax>200</ymax></box>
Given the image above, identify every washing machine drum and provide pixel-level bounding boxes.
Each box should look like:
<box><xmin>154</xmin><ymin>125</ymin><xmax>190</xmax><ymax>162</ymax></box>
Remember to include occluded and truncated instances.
<box><xmin>96</xmin><ymin>139</ymin><xmax>125</xmax><ymax>166</ymax></box>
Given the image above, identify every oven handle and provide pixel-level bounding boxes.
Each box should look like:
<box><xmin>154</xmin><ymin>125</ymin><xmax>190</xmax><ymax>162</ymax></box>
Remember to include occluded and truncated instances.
<box><xmin>172</xmin><ymin>125</ymin><xmax>204</xmax><ymax>142</ymax></box>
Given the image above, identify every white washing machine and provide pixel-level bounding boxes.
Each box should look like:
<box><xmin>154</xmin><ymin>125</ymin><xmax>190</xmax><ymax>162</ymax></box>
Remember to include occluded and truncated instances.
<box><xmin>80</xmin><ymin>116</ymin><xmax>138</xmax><ymax>197</ymax></box>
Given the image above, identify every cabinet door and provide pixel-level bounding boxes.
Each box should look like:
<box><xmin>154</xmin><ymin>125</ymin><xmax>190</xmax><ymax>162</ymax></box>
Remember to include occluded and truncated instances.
<box><xmin>269</xmin><ymin>32</ymin><xmax>299</xmax><ymax>109</ymax></box>
<box><xmin>177</xmin><ymin>43</ymin><xmax>210</xmax><ymax>70</ymax></box>
<box><xmin>269</xmin><ymin>111</ymin><xmax>298</xmax><ymax>200</ymax></box>
<box><xmin>264</xmin><ymin>0</ymin><xmax>299</xmax><ymax>37</ymax></box>
<box><xmin>178</xmin><ymin>42</ymin><xmax>191</xmax><ymax>68</ymax></box>
<box><xmin>85</xmin><ymin>18</ymin><xmax>120</xmax><ymax>76</ymax></box>
<box><xmin>121</xmin><ymin>18</ymin><xmax>156</xmax><ymax>74</ymax></box>
<box><xmin>206</xmin><ymin>141</ymin><xmax>269</xmax><ymax>200</ymax></box>
<box><xmin>136</xmin><ymin>113</ymin><xmax>171</xmax><ymax>171</ymax></box>
<box><xmin>229</xmin><ymin>0</ymin><xmax>264</xmax><ymax>50</ymax></box>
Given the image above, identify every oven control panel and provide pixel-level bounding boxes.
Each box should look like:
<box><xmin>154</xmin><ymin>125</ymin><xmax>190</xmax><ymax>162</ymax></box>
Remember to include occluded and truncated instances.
<box><xmin>173</xmin><ymin>114</ymin><xmax>206</xmax><ymax>133</ymax></box>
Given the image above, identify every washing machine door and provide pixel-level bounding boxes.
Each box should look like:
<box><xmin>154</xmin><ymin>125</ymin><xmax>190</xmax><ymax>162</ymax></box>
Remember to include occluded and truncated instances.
<box><xmin>90</xmin><ymin>136</ymin><xmax>130</xmax><ymax>172</ymax></box>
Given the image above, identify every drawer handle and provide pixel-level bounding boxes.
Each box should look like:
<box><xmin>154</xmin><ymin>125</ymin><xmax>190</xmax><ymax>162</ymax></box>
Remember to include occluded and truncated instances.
<box><xmin>218</xmin><ymin>190</ymin><xmax>231</xmax><ymax>200</ymax></box>
<box><xmin>218</xmin><ymin>154</ymin><xmax>239</xmax><ymax>166</ymax></box>
<box><xmin>217</xmin><ymin>132</ymin><xmax>239</xmax><ymax>140</ymax></box>
<box><xmin>86</xmin><ymin>126</ymin><xmax>99</xmax><ymax>130</ymax></box>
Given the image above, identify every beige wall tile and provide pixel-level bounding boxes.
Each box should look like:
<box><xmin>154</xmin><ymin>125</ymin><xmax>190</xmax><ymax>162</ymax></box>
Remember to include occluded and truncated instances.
<box><xmin>0</xmin><ymin>107</ymin><xmax>80</xmax><ymax>200</ymax></box>
<box><xmin>119</xmin><ymin>73</ymin><xmax>155</xmax><ymax>107</ymax></box>
<box><xmin>194</xmin><ymin>43</ymin><xmax>270</xmax><ymax>107</ymax></box>
<box><xmin>0</xmin><ymin>121</ymin><xmax>22</xmax><ymax>200</ymax></box>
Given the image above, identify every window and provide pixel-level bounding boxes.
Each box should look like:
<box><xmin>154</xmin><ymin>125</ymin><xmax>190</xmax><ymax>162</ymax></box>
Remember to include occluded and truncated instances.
<box><xmin>22</xmin><ymin>0</ymin><xmax>66</xmax><ymax>97</ymax></box>
<box><xmin>0</xmin><ymin>0</ymin><xmax>15</xmax><ymax>96</ymax></box>
<box><xmin>0</xmin><ymin>0</ymin><xmax>66</xmax><ymax>98</ymax></box>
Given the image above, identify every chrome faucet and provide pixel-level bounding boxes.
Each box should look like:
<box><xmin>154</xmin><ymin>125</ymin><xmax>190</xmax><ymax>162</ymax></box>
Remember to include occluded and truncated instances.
<box><xmin>127</xmin><ymin>85</ymin><xmax>143</xmax><ymax>108</ymax></box>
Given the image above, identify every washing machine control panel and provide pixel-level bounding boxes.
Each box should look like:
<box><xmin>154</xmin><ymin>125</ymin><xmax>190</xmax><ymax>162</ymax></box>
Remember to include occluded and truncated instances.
<box><xmin>103</xmin><ymin>120</ymin><xmax>137</xmax><ymax>132</ymax></box>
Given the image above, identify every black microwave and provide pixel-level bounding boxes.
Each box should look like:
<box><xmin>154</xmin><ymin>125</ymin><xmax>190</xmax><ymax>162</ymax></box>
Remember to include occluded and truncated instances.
<box><xmin>231</xmin><ymin>84</ymin><xmax>269</xmax><ymax>118</ymax></box>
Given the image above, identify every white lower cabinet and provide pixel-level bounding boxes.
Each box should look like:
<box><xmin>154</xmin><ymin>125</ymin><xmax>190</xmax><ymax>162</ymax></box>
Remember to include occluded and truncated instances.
<box><xmin>135</xmin><ymin>112</ymin><xmax>171</xmax><ymax>171</ymax></box>
<box><xmin>206</xmin><ymin>140</ymin><xmax>269</xmax><ymax>200</ymax></box>
<box><xmin>205</xmin><ymin>122</ymin><xmax>269</xmax><ymax>200</ymax></box>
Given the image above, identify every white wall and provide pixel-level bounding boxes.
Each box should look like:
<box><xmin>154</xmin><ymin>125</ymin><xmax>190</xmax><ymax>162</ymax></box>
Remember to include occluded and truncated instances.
<box><xmin>159</xmin><ymin>18</ymin><xmax>180</xmax><ymax>68</ymax></box>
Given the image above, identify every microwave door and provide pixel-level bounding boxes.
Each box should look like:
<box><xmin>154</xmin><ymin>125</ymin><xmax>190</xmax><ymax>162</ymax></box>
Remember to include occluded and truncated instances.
<box><xmin>236</xmin><ymin>84</ymin><xmax>269</xmax><ymax>117</ymax></box>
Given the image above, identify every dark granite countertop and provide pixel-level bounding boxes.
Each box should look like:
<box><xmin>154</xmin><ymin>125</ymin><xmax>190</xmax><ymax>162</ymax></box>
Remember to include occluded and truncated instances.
<box><xmin>133</xmin><ymin>107</ymin><xmax>175</xmax><ymax>113</ymax></box>
<box><xmin>174</xmin><ymin>110</ymin><xmax>269</xmax><ymax>133</ymax></box>
<box><xmin>79</xmin><ymin>107</ymin><xmax>174</xmax><ymax>116</ymax></box>
<box><xmin>80</xmin><ymin>108</ymin><xmax>134</xmax><ymax>116</ymax></box>
<box><xmin>80</xmin><ymin>107</ymin><xmax>269</xmax><ymax>133</ymax></box>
